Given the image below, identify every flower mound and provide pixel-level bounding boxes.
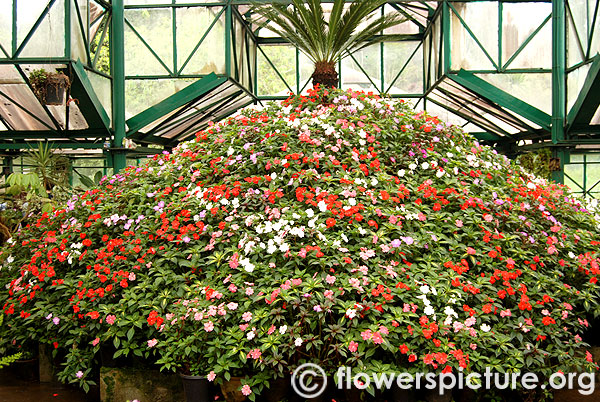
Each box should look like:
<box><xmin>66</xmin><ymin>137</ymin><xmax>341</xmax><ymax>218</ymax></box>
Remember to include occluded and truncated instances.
<box><xmin>1</xmin><ymin>88</ymin><xmax>600</xmax><ymax>397</ymax></box>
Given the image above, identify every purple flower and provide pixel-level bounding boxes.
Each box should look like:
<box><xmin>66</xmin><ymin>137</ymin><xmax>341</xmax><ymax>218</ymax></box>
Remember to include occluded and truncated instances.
<box><xmin>76</xmin><ymin>371</ymin><xmax>83</xmax><ymax>379</ymax></box>
<box><xmin>391</xmin><ymin>239</ymin><xmax>401</xmax><ymax>248</ymax></box>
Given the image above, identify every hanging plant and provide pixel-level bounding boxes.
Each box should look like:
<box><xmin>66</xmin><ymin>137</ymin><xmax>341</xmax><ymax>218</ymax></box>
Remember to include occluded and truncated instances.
<box><xmin>29</xmin><ymin>68</ymin><xmax>71</xmax><ymax>105</ymax></box>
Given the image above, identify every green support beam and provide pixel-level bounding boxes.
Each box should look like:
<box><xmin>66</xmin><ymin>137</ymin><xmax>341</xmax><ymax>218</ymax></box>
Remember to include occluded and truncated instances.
<box><xmin>71</xmin><ymin>61</ymin><xmax>111</xmax><ymax>130</ymax></box>
<box><xmin>448</xmin><ymin>70</ymin><xmax>552</xmax><ymax>130</ymax></box>
<box><xmin>551</xmin><ymin>0</ymin><xmax>566</xmax><ymax>145</ymax></box>
<box><xmin>567</xmin><ymin>56</ymin><xmax>600</xmax><ymax>128</ymax></box>
<box><xmin>111</xmin><ymin>0</ymin><xmax>127</xmax><ymax>172</ymax></box>
<box><xmin>125</xmin><ymin>73</ymin><xmax>228</xmax><ymax>135</ymax></box>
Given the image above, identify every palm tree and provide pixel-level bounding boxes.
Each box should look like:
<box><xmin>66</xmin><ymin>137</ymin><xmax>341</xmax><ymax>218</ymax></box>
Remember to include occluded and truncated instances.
<box><xmin>251</xmin><ymin>0</ymin><xmax>407</xmax><ymax>89</ymax></box>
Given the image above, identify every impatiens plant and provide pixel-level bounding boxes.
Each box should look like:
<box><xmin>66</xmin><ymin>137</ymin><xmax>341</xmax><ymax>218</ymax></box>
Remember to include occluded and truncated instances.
<box><xmin>1</xmin><ymin>86</ymin><xmax>600</xmax><ymax>401</ymax></box>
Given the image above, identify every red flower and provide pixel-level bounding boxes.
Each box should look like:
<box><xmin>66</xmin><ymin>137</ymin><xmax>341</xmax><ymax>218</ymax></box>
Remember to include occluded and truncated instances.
<box><xmin>542</xmin><ymin>317</ymin><xmax>556</xmax><ymax>326</ymax></box>
<box><xmin>399</xmin><ymin>344</ymin><xmax>409</xmax><ymax>354</ymax></box>
<box><xmin>326</xmin><ymin>218</ymin><xmax>336</xmax><ymax>228</ymax></box>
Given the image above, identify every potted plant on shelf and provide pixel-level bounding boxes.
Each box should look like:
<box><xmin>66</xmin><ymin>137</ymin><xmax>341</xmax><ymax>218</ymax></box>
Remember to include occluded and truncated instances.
<box><xmin>28</xmin><ymin>68</ymin><xmax>70</xmax><ymax>105</ymax></box>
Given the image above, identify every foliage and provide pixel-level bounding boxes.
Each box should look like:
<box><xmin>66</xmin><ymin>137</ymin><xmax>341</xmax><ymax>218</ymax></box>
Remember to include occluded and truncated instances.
<box><xmin>28</xmin><ymin>69</ymin><xmax>70</xmax><ymax>104</ymax></box>
<box><xmin>517</xmin><ymin>148</ymin><xmax>552</xmax><ymax>181</ymax></box>
<box><xmin>0</xmin><ymin>315</ymin><xmax>21</xmax><ymax>368</ymax></box>
<box><xmin>0</xmin><ymin>88</ymin><xmax>600</xmax><ymax>400</ymax></box>
<box><xmin>250</xmin><ymin>0</ymin><xmax>406</xmax><ymax>66</ymax></box>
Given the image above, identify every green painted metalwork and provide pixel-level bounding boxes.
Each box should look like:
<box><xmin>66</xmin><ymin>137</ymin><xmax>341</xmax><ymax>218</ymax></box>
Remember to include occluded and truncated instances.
<box><xmin>126</xmin><ymin>73</ymin><xmax>227</xmax><ymax>134</ymax></box>
<box><xmin>552</xmin><ymin>0</ymin><xmax>566</xmax><ymax>144</ymax></box>
<box><xmin>449</xmin><ymin>70</ymin><xmax>552</xmax><ymax>129</ymax></box>
<box><xmin>71</xmin><ymin>60</ymin><xmax>111</xmax><ymax>129</ymax></box>
<box><xmin>567</xmin><ymin>56</ymin><xmax>600</xmax><ymax>127</ymax></box>
<box><xmin>112</xmin><ymin>0</ymin><xmax>127</xmax><ymax>172</ymax></box>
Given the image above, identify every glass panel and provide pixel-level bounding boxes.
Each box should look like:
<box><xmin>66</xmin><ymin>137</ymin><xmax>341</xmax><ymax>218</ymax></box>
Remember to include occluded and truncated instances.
<box><xmin>384</xmin><ymin>41</ymin><xmax>423</xmax><ymax>95</ymax></box>
<box><xmin>591</xmin><ymin>1</ymin><xmax>600</xmax><ymax>57</ymax></box>
<box><xmin>0</xmin><ymin>65</ymin><xmax>24</xmax><ymax>84</ymax></box>
<box><xmin>567</xmin><ymin>63</ymin><xmax>591</xmax><ymax>111</ymax></box>
<box><xmin>568</xmin><ymin>0</ymin><xmax>589</xmax><ymax>51</ymax></box>
<box><xmin>71</xmin><ymin>0</ymin><xmax>88</xmax><ymax>61</ymax></box>
<box><xmin>508</xmin><ymin>19</ymin><xmax>552</xmax><ymax>69</ymax></box>
<box><xmin>125</xmin><ymin>8</ymin><xmax>173</xmax><ymax>74</ymax></box>
<box><xmin>178</xmin><ymin>7</ymin><xmax>225</xmax><ymax>75</ymax></box>
<box><xmin>125</xmin><ymin>78</ymin><xmax>196</xmax><ymax>117</ymax></box>
<box><xmin>0</xmin><ymin>1</ymin><xmax>12</xmax><ymax>55</ymax></box>
<box><xmin>450</xmin><ymin>3</ymin><xmax>496</xmax><ymax>70</ymax></box>
<box><xmin>124</xmin><ymin>24</ymin><xmax>170</xmax><ymax>76</ymax></box>
<box><xmin>383</xmin><ymin>5</ymin><xmax>420</xmax><ymax>35</ymax></box>
<box><xmin>476</xmin><ymin>73</ymin><xmax>552</xmax><ymax>114</ymax></box>
<box><xmin>19</xmin><ymin>0</ymin><xmax>65</xmax><ymax>58</ymax></box>
<box><xmin>565</xmin><ymin>164</ymin><xmax>584</xmax><ymax>190</ymax></box>
<box><xmin>570</xmin><ymin>154</ymin><xmax>584</xmax><ymax>162</ymax></box>
<box><xmin>567</xmin><ymin>7</ymin><xmax>585</xmax><ymax>68</ymax></box>
<box><xmin>341</xmin><ymin>44</ymin><xmax>381</xmax><ymax>92</ymax></box>
<box><xmin>257</xmin><ymin>45</ymin><xmax>295</xmax><ymax>96</ymax></box>
<box><xmin>87</xmin><ymin>70</ymin><xmax>112</xmax><ymax>120</ymax></box>
<box><xmin>0</xmin><ymin>83</ymin><xmax>57</xmax><ymax>130</ymax></box>
<box><xmin>299</xmin><ymin>51</ymin><xmax>313</xmax><ymax>94</ymax></box>
<box><xmin>591</xmin><ymin>104</ymin><xmax>600</xmax><ymax>125</ymax></box>
<box><xmin>502</xmin><ymin>3</ymin><xmax>551</xmax><ymax>66</ymax></box>
<box><xmin>425</xmin><ymin>99</ymin><xmax>468</xmax><ymax>127</ymax></box>
<box><xmin>450</xmin><ymin>2</ymin><xmax>498</xmax><ymax>69</ymax></box>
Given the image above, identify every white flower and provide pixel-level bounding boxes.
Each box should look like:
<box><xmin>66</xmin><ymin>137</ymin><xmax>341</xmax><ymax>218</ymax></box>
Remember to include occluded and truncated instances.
<box><xmin>346</xmin><ymin>308</ymin><xmax>357</xmax><ymax>319</ymax></box>
<box><xmin>421</xmin><ymin>162</ymin><xmax>429</xmax><ymax>170</ymax></box>
<box><xmin>306</xmin><ymin>208</ymin><xmax>314</xmax><ymax>218</ymax></box>
<box><xmin>424</xmin><ymin>305</ymin><xmax>435</xmax><ymax>316</ymax></box>
<box><xmin>348</xmin><ymin>198</ymin><xmax>356</xmax><ymax>206</ymax></box>
<box><xmin>397</xmin><ymin>169</ymin><xmax>405</xmax><ymax>177</ymax></box>
<box><xmin>370</xmin><ymin>178</ymin><xmax>378</xmax><ymax>186</ymax></box>
<box><xmin>279</xmin><ymin>325</ymin><xmax>287</xmax><ymax>334</ymax></box>
<box><xmin>6</xmin><ymin>256</ymin><xmax>14</xmax><ymax>264</ymax></box>
<box><xmin>419</xmin><ymin>285</ymin><xmax>430</xmax><ymax>294</ymax></box>
<box><xmin>295</xmin><ymin>337</ymin><xmax>303</xmax><ymax>347</ymax></box>
<box><xmin>247</xmin><ymin>331</ymin><xmax>256</xmax><ymax>340</ymax></box>
<box><xmin>318</xmin><ymin>200</ymin><xmax>327</xmax><ymax>212</ymax></box>
<box><xmin>480</xmin><ymin>324</ymin><xmax>491</xmax><ymax>332</ymax></box>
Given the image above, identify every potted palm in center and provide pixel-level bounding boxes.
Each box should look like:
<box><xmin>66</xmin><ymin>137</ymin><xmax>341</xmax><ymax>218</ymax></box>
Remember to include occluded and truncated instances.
<box><xmin>251</xmin><ymin>0</ymin><xmax>407</xmax><ymax>89</ymax></box>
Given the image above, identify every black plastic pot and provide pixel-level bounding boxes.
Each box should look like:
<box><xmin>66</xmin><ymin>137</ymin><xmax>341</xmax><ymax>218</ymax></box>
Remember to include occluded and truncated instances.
<box><xmin>44</xmin><ymin>84</ymin><xmax>65</xmax><ymax>105</ymax></box>
<box><xmin>180</xmin><ymin>374</ymin><xmax>209</xmax><ymax>402</ymax></box>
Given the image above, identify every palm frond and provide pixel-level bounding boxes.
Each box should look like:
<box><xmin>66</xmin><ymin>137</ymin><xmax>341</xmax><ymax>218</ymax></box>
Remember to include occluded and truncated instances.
<box><xmin>250</xmin><ymin>0</ymin><xmax>407</xmax><ymax>65</ymax></box>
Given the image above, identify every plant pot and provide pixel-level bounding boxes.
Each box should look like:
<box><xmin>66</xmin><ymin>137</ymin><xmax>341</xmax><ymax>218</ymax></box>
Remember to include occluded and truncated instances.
<box><xmin>180</xmin><ymin>374</ymin><xmax>209</xmax><ymax>402</ymax></box>
<box><xmin>12</xmin><ymin>358</ymin><xmax>39</xmax><ymax>381</ymax></box>
<box><xmin>43</xmin><ymin>73</ymin><xmax>69</xmax><ymax>105</ymax></box>
<box><xmin>264</xmin><ymin>376</ymin><xmax>290</xmax><ymax>402</ymax></box>
<box><xmin>220</xmin><ymin>377</ymin><xmax>246</xmax><ymax>402</ymax></box>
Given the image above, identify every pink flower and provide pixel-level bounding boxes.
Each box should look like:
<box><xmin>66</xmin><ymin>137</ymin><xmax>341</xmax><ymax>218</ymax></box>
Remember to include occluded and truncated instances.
<box><xmin>483</xmin><ymin>214</ymin><xmax>493</xmax><ymax>222</ymax></box>
<box><xmin>324</xmin><ymin>290</ymin><xmax>334</xmax><ymax>299</ymax></box>
<box><xmin>348</xmin><ymin>341</ymin><xmax>358</xmax><ymax>352</ymax></box>
<box><xmin>455</xmin><ymin>220</ymin><xmax>463</xmax><ymax>228</ymax></box>
<box><xmin>360</xmin><ymin>330</ymin><xmax>372</xmax><ymax>340</ymax></box>
<box><xmin>241</xmin><ymin>385</ymin><xmax>252</xmax><ymax>396</ymax></box>
<box><xmin>313</xmin><ymin>305</ymin><xmax>322</xmax><ymax>312</ymax></box>
<box><xmin>227</xmin><ymin>302</ymin><xmax>238</xmax><ymax>311</ymax></box>
<box><xmin>239</xmin><ymin>324</ymin><xmax>249</xmax><ymax>331</ymax></box>
<box><xmin>466</xmin><ymin>247</ymin><xmax>476</xmax><ymax>255</ymax></box>
<box><xmin>228</xmin><ymin>284</ymin><xmax>237</xmax><ymax>293</ymax></box>
<box><xmin>248</xmin><ymin>349</ymin><xmax>261</xmax><ymax>359</ymax></box>
<box><xmin>292</xmin><ymin>279</ymin><xmax>302</xmax><ymax>286</ymax></box>
<box><xmin>147</xmin><ymin>339</ymin><xmax>158</xmax><ymax>348</ymax></box>
<box><xmin>325</xmin><ymin>275</ymin><xmax>336</xmax><ymax>285</ymax></box>
<box><xmin>207</xmin><ymin>371</ymin><xmax>216</xmax><ymax>382</ymax></box>
<box><xmin>267</xmin><ymin>325</ymin><xmax>276</xmax><ymax>335</ymax></box>
<box><xmin>500</xmin><ymin>309</ymin><xmax>511</xmax><ymax>318</ymax></box>
<box><xmin>106</xmin><ymin>315</ymin><xmax>116</xmax><ymax>325</ymax></box>
<box><xmin>379</xmin><ymin>326</ymin><xmax>389</xmax><ymax>335</ymax></box>
<box><xmin>372</xmin><ymin>332</ymin><xmax>384</xmax><ymax>345</ymax></box>
<box><xmin>245</xmin><ymin>287</ymin><xmax>254</xmax><ymax>296</ymax></box>
<box><xmin>75</xmin><ymin>371</ymin><xmax>83</xmax><ymax>379</ymax></box>
<box><xmin>92</xmin><ymin>337</ymin><xmax>100</xmax><ymax>346</ymax></box>
<box><xmin>242</xmin><ymin>312</ymin><xmax>252</xmax><ymax>322</ymax></box>
<box><xmin>204</xmin><ymin>321</ymin><xmax>214</xmax><ymax>332</ymax></box>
